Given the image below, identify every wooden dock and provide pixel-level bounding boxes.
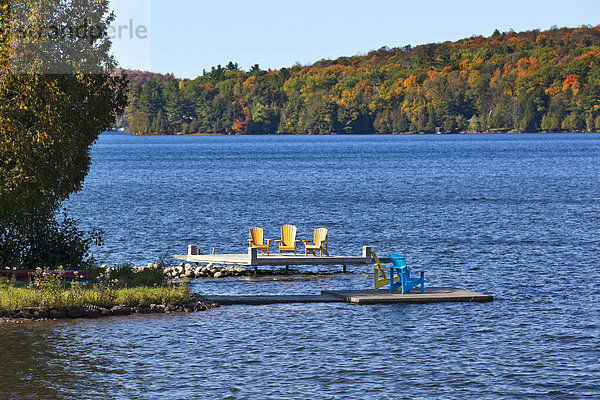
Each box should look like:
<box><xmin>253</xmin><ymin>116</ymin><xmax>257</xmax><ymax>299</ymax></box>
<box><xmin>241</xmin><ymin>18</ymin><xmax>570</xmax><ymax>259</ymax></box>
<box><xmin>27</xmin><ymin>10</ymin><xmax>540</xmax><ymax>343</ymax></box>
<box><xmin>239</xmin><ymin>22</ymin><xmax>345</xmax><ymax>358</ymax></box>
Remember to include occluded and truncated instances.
<box><xmin>322</xmin><ymin>287</ymin><xmax>493</xmax><ymax>304</ymax></box>
<box><xmin>200</xmin><ymin>287</ymin><xmax>493</xmax><ymax>305</ymax></box>
<box><xmin>178</xmin><ymin>245</ymin><xmax>493</xmax><ymax>305</ymax></box>
<box><xmin>174</xmin><ymin>246</ymin><xmax>382</xmax><ymax>267</ymax></box>
<box><xmin>199</xmin><ymin>294</ymin><xmax>344</xmax><ymax>305</ymax></box>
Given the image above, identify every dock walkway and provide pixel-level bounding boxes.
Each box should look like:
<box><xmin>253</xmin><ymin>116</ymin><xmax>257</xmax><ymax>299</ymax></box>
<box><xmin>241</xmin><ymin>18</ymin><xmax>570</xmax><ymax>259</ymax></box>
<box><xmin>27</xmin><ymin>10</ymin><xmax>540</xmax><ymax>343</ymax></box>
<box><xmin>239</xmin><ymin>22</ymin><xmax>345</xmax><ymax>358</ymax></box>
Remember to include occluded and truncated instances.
<box><xmin>179</xmin><ymin>246</ymin><xmax>494</xmax><ymax>305</ymax></box>
<box><xmin>201</xmin><ymin>287</ymin><xmax>493</xmax><ymax>306</ymax></box>
<box><xmin>174</xmin><ymin>246</ymin><xmax>381</xmax><ymax>269</ymax></box>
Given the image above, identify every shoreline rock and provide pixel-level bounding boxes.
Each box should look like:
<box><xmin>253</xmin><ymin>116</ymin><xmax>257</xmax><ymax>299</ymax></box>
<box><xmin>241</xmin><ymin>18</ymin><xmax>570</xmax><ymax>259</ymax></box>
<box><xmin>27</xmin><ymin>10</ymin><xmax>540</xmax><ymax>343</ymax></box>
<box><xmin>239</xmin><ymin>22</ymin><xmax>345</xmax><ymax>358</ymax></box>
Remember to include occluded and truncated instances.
<box><xmin>0</xmin><ymin>294</ymin><xmax>218</xmax><ymax>325</ymax></box>
<box><xmin>158</xmin><ymin>262</ymin><xmax>345</xmax><ymax>280</ymax></box>
<box><xmin>162</xmin><ymin>263</ymin><xmax>250</xmax><ymax>280</ymax></box>
<box><xmin>104</xmin><ymin>262</ymin><xmax>351</xmax><ymax>281</ymax></box>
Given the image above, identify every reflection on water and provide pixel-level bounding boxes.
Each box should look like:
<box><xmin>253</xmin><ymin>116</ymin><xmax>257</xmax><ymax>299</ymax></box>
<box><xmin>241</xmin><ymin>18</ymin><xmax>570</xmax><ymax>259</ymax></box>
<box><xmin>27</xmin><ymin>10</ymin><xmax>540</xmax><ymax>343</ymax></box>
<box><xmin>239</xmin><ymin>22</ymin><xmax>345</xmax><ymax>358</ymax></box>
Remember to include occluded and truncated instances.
<box><xmin>2</xmin><ymin>134</ymin><xmax>599</xmax><ymax>399</ymax></box>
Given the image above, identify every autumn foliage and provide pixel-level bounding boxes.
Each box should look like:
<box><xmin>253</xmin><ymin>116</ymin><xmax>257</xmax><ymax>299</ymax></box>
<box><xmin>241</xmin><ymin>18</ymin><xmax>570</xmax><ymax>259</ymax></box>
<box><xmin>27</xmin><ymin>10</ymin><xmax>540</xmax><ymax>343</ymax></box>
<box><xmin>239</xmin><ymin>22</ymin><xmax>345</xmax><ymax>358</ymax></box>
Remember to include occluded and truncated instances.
<box><xmin>123</xmin><ymin>25</ymin><xmax>600</xmax><ymax>135</ymax></box>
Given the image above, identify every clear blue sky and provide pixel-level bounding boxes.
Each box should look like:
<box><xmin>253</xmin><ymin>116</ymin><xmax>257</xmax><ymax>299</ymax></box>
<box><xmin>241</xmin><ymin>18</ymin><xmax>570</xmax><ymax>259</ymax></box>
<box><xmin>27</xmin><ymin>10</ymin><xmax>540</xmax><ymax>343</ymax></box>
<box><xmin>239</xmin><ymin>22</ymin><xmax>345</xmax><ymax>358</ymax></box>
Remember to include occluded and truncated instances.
<box><xmin>108</xmin><ymin>0</ymin><xmax>600</xmax><ymax>79</ymax></box>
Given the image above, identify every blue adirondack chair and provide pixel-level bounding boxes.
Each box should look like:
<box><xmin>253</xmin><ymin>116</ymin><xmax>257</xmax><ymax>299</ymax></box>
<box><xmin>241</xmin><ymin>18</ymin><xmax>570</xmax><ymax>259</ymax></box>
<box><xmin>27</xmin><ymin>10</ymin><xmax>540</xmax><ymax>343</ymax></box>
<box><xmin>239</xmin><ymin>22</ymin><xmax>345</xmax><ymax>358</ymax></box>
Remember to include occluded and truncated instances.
<box><xmin>389</xmin><ymin>253</ymin><xmax>425</xmax><ymax>294</ymax></box>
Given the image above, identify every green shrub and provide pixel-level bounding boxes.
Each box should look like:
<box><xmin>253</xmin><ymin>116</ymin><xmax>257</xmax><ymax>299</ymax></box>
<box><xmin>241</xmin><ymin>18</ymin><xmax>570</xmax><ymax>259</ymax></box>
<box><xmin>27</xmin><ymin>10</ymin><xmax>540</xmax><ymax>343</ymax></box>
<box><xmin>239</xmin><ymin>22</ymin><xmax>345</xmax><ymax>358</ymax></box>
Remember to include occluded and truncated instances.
<box><xmin>107</xmin><ymin>264</ymin><xmax>168</xmax><ymax>287</ymax></box>
<box><xmin>0</xmin><ymin>207</ymin><xmax>102</xmax><ymax>270</ymax></box>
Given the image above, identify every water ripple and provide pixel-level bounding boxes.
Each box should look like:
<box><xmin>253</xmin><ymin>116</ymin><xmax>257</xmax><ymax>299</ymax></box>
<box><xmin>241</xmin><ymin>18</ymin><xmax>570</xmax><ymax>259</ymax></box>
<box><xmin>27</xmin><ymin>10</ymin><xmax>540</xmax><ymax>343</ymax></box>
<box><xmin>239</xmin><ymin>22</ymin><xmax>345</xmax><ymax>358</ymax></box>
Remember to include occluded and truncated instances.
<box><xmin>2</xmin><ymin>134</ymin><xmax>599</xmax><ymax>399</ymax></box>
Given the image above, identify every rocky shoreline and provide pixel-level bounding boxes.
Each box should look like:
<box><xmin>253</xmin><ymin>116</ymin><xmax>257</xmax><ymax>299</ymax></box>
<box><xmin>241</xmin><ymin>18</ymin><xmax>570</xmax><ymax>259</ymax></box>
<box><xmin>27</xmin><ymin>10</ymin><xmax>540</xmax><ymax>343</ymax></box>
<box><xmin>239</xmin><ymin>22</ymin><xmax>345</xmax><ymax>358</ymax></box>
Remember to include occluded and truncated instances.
<box><xmin>162</xmin><ymin>263</ymin><xmax>249</xmax><ymax>279</ymax></box>
<box><xmin>0</xmin><ymin>263</ymin><xmax>340</xmax><ymax>325</ymax></box>
<box><xmin>156</xmin><ymin>263</ymin><xmax>321</xmax><ymax>280</ymax></box>
<box><xmin>0</xmin><ymin>294</ymin><xmax>217</xmax><ymax>325</ymax></box>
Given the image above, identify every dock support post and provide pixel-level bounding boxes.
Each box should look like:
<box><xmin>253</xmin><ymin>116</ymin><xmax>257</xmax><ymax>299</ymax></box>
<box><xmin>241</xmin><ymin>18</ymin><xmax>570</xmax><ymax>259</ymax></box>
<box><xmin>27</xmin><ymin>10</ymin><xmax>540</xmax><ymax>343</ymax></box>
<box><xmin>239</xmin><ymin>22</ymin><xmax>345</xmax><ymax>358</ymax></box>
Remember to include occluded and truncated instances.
<box><xmin>362</xmin><ymin>246</ymin><xmax>372</xmax><ymax>261</ymax></box>
<box><xmin>285</xmin><ymin>265</ymin><xmax>289</xmax><ymax>272</ymax></box>
<box><xmin>343</xmin><ymin>265</ymin><xmax>347</xmax><ymax>273</ymax></box>
<box><xmin>248</xmin><ymin>247</ymin><xmax>258</xmax><ymax>267</ymax></box>
<box><xmin>188</xmin><ymin>245</ymin><xmax>199</xmax><ymax>264</ymax></box>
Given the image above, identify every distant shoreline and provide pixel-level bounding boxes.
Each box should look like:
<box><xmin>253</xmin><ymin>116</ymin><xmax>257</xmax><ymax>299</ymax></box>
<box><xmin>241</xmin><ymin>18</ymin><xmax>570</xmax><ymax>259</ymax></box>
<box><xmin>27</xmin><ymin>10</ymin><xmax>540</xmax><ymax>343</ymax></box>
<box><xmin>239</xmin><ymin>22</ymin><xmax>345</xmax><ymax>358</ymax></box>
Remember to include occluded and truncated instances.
<box><xmin>122</xmin><ymin>27</ymin><xmax>600</xmax><ymax>137</ymax></box>
<box><xmin>111</xmin><ymin>130</ymin><xmax>599</xmax><ymax>136</ymax></box>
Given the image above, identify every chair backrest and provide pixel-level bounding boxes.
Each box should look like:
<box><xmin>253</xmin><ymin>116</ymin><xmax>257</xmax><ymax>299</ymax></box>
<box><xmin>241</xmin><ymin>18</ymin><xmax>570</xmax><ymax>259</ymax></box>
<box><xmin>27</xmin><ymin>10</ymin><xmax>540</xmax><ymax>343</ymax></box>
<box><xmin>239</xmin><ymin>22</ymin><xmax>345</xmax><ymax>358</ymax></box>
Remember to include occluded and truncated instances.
<box><xmin>389</xmin><ymin>253</ymin><xmax>408</xmax><ymax>269</ymax></box>
<box><xmin>249</xmin><ymin>227</ymin><xmax>264</xmax><ymax>245</ymax></box>
<box><xmin>372</xmin><ymin>250</ymin><xmax>390</xmax><ymax>289</ymax></box>
<box><xmin>313</xmin><ymin>228</ymin><xmax>328</xmax><ymax>246</ymax></box>
<box><xmin>280</xmin><ymin>224</ymin><xmax>297</xmax><ymax>246</ymax></box>
<box><xmin>371</xmin><ymin>250</ymin><xmax>383</xmax><ymax>267</ymax></box>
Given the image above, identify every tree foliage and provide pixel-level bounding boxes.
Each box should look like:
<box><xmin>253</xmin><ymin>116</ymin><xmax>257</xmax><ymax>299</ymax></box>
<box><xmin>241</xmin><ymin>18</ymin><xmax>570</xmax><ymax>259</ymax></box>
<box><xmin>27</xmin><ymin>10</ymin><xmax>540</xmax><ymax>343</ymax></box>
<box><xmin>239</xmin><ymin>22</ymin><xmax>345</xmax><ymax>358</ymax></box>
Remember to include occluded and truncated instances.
<box><xmin>122</xmin><ymin>26</ymin><xmax>600</xmax><ymax>135</ymax></box>
<box><xmin>0</xmin><ymin>0</ymin><xmax>128</xmax><ymax>268</ymax></box>
<box><xmin>0</xmin><ymin>0</ymin><xmax>128</xmax><ymax>218</ymax></box>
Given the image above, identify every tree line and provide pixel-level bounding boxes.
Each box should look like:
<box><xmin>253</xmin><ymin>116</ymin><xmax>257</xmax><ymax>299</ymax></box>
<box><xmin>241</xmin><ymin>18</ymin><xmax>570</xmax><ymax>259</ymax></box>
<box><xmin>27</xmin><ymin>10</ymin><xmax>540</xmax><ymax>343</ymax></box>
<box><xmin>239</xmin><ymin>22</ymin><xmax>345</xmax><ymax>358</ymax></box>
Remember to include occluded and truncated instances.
<box><xmin>121</xmin><ymin>25</ymin><xmax>600</xmax><ymax>135</ymax></box>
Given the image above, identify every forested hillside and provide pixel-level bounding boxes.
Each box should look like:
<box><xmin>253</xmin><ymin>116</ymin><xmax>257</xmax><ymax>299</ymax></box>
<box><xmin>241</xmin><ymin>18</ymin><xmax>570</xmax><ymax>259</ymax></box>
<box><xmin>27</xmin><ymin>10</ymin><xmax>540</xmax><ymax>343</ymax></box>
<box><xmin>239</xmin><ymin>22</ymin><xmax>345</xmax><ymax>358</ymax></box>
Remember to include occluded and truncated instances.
<box><xmin>122</xmin><ymin>25</ymin><xmax>600</xmax><ymax>134</ymax></box>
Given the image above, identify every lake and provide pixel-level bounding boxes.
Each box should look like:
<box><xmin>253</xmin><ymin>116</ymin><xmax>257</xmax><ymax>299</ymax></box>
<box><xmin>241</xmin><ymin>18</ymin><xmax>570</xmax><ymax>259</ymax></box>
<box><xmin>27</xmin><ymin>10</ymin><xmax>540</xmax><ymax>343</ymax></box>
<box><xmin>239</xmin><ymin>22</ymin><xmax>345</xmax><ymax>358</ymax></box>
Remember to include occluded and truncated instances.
<box><xmin>1</xmin><ymin>133</ymin><xmax>599</xmax><ymax>399</ymax></box>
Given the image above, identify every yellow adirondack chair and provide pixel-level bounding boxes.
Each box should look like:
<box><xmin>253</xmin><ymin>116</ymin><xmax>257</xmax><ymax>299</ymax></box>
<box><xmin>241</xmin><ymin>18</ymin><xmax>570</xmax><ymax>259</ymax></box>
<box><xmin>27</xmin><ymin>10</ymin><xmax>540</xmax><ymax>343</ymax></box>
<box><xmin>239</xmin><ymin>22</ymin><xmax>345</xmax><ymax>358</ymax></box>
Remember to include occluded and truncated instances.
<box><xmin>372</xmin><ymin>250</ymin><xmax>399</xmax><ymax>291</ymax></box>
<box><xmin>275</xmin><ymin>224</ymin><xmax>300</xmax><ymax>255</ymax></box>
<box><xmin>303</xmin><ymin>228</ymin><xmax>329</xmax><ymax>256</ymax></box>
<box><xmin>248</xmin><ymin>227</ymin><xmax>272</xmax><ymax>255</ymax></box>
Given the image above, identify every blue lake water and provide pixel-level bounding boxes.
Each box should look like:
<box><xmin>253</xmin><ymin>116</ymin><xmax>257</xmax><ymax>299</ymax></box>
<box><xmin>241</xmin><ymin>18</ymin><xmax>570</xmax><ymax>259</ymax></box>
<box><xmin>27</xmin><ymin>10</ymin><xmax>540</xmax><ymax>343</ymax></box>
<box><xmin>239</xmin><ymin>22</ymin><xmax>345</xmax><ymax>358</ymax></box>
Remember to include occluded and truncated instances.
<box><xmin>1</xmin><ymin>133</ymin><xmax>600</xmax><ymax>399</ymax></box>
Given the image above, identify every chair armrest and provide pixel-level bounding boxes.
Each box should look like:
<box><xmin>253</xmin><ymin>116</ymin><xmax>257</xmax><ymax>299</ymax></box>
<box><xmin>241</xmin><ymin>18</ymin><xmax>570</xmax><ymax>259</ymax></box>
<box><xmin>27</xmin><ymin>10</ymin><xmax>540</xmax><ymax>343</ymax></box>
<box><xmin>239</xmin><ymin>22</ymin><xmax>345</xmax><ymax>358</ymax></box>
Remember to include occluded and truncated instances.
<box><xmin>295</xmin><ymin>240</ymin><xmax>300</xmax><ymax>245</ymax></box>
<box><xmin>302</xmin><ymin>240</ymin><xmax>309</xmax><ymax>245</ymax></box>
<box><xmin>275</xmin><ymin>240</ymin><xmax>281</xmax><ymax>245</ymax></box>
<box><xmin>265</xmin><ymin>239</ymin><xmax>272</xmax><ymax>244</ymax></box>
<box><xmin>374</xmin><ymin>266</ymin><xmax>391</xmax><ymax>271</ymax></box>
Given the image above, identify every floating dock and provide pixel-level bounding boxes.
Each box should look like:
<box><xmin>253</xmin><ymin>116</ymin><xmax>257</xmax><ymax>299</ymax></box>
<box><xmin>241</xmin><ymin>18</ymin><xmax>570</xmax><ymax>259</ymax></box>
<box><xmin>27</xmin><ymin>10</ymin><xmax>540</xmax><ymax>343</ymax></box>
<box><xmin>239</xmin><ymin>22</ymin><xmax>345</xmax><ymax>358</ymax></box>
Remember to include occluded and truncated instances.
<box><xmin>323</xmin><ymin>288</ymin><xmax>493</xmax><ymax>304</ymax></box>
<box><xmin>174</xmin><ymin>246</ymin><xmax>382</xmax><ymax>268</ymax></box>
<box><xmin>200</xmin><ymin>294</ymin><xmax>344</xmax><ymax>305</ymax></box>
<box><xmin>200</xmin><ymin>287</ymin><xmax>493</xmax><ymax>306</ymax></box>
<box><xmin>178</xmin><ymin>245</ymin><xmax>494</xmax><ymax>305</ymax></box>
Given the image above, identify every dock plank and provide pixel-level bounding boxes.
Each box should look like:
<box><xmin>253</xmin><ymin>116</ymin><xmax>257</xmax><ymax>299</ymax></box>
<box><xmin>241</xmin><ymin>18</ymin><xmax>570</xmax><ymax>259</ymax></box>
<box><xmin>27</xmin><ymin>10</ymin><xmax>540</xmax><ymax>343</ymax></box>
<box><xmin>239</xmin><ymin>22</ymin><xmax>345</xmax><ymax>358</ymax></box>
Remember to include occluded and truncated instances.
<box><xmin>174</xmin><ymin>254</ymin><xmax>250</xmax><ymax>265</ymax></box>
<box><xmin>198</xmin><ymin>287</ymin><xmax>493</xmax><ymax>306</ymax></box>
<box><xmin>200</xmin><ymin>294</ymin><xmax>344</xmax><ymax>305</ymax></box>
<box><xmin>174</xmin><ymin>254</ymin><xmax>376</xmax><ymax>266</ymax></box>
<box><xmin>322</xmin><ymin>287</ymin><xmax>494</xmax><ymax>304</ymax></box>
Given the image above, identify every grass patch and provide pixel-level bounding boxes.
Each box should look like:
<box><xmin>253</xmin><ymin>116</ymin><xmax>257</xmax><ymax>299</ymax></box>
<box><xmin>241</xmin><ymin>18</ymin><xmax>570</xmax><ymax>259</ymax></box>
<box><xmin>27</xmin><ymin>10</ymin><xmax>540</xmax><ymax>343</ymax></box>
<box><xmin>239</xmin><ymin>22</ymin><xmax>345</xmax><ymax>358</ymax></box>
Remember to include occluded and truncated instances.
<box><xmin>0</xmin><ymin>269</ymin><xmax>191</xmax><ymax>311</ymax></box>
<box><xmin>0</xmin><ymin>285</ymin><xmax>190</xmax><ymax>310</ymax></box>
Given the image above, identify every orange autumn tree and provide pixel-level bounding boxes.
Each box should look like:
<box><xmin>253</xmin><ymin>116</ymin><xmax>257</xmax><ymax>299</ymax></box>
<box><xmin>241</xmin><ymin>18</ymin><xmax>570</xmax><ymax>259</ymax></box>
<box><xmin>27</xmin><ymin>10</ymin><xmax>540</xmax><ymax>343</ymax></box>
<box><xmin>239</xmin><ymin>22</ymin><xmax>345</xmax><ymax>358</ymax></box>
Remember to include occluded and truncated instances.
<box><xmin>124</xmin><ymin>25</ymin><xmax>600</xmax><ymax>135</ymax></box>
